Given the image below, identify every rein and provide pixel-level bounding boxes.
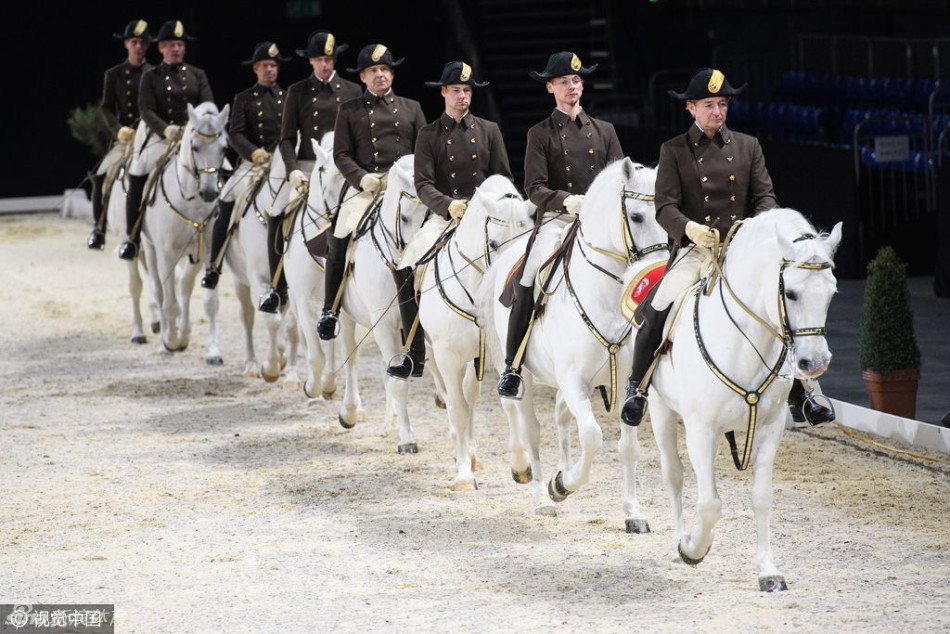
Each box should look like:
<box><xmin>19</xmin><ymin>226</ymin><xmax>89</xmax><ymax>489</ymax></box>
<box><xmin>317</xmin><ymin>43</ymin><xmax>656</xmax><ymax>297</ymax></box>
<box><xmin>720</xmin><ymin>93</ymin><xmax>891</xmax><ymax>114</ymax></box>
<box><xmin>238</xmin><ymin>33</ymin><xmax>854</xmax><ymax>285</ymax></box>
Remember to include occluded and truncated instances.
<box><xmin>369</xmin><ymin>190</ymin><xmax>422</xmax><ymax>271</ymax></box>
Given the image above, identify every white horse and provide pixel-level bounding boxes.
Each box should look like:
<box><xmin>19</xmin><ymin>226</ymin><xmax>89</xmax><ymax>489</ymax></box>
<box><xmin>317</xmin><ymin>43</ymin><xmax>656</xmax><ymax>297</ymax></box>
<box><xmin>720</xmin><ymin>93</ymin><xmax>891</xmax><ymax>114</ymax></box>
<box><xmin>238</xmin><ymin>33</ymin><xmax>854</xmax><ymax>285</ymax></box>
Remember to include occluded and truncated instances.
<box><xmin>334</xmin><ymin>154</ymin><xmax>430</xmax><ymax>452</ymax></box>
<box><xmin>648</xmin><ymin>208</ymin><xmax>842</xmax><ymax>591</ymax></box>
<box><xmin>222</xmin><ymin>151</ymin><xmax>301</xmax><ymax>383</ymax></box>
<box><xmin>104</xmin><ymin>152</ymin><xmax>160</xmax><ymax>344</ymax></box>
<box><xmin>140</xmin><ymin>102</ymin><xmax>230</xmax><ymax>361</ymax></box>
<box><xmin>417</xmin><ymin>176</ymin><xmax>535</xmax><ymax>490</ymax></box>
<box><xmin>283</xmin><ymin>134</ymin><xmax>344</xmax><ymax>402</ymax></box>
<box><xmin>481</xmin><ymin>158</ymin><xmax>669</xmax><ymax>517</ymax></box>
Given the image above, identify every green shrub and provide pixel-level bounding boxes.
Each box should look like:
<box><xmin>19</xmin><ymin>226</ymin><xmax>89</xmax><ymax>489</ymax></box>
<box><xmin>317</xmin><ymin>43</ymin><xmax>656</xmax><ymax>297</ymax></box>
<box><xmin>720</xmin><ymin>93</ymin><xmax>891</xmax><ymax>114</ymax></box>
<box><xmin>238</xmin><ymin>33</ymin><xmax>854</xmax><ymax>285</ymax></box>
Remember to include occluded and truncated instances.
<box><xmin>858</xmin><ymin>246</ymin><xmax>921</xmax><ymax>372</ymax></box>
<box><xmin>67</xmin><ymin>103</ymin><xmax>111</xmax><ymax>158</ymax></box>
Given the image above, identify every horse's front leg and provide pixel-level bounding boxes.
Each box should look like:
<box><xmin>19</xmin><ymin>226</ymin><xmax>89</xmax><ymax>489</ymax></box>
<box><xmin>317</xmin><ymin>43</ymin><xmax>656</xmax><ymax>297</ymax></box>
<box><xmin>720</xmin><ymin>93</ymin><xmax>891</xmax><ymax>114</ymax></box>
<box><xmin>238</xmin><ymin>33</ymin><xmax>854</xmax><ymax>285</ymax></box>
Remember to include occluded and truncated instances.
<box><xmin>336</xmin><ymin>315</ymin><xmax>364</xmax><ymax>427</ymax></box>
<box><xmin>618</xmin><ymin>422</ymin><xmax>651</xmax><ymax>534</ymax></box>
<box><xmin>281</xmin><ymin>305</ymin><xmax>302</xmax><ymax>391</ymax></box>
<box><xmin>553</xmin><ymin>392</ymin><xmax>573</xmax><ymax>472</ymax></box>
<box><xmin>501</xmin><ymin>374</ymin><xmax>554</xmax><ymax>516</ymax></box>
<box><xmin>752</xmin><ymin>417</ymin><xmax>788</xmax><ymax>592</ymax></box>
<box><xmin>548</xmin><ymin>381</ymin><xmax>603</xmax><ymax>503</ymax></box>
<box><xmin>648</xmin><ymin>395</ymin><xmax>686</xmax><ymax>542</ymax></box>
<box><xmin>679</xmin><ymin>425</ymin><xmax>722</xmax><ymax>566</ymax></box>
<box><xmin>384</xmin><ymin>373</ymin><xmax>416</xmax><ymax>454</ymax></box>
<box><xmin>125</xmin><ymin>259</ymin><xmax>147</xmax><ymax>344</ymax></box>
<box><xmin>259</xmin><ymin>310</ymin><xmax>283</xmax><ymax>381</ymax></box>
<box><xmin>143</xmin><ymin>241</ymin><xmax>176</xmax><ymax>354</ymax></box>
<box><xmin>433</xmin><ymin>346</ymin><xmax>476</xmax><ymax>490</ymax></box>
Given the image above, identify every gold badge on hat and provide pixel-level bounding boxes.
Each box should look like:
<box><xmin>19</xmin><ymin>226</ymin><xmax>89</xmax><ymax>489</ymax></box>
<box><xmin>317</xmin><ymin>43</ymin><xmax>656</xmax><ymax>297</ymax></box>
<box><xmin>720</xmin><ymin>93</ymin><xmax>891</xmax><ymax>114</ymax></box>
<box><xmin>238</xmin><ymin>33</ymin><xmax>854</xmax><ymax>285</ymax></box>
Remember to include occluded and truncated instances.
<box><xmin>133</xmin><ymin>20</ymin><xmax>147</xmax><ymax>37</ymax></box>
<box><xmin>268</xmin><ymin>43</ymin><xmax>279</xmax><ymax>58</ymax></box>
<box><xmin>570</xmin><ymin>54</ymin><xmax>582</xmax><ymax>71</ymax></box>
<box><xmin>324</xmin><ymin>33</ymin><xmax>335</xmax><ymax>56</ymax></box>
<box><xmin>708</xmin><ymin>69</ymin><xmax>724</xmax><ymax>94</ymax></box>
<box><xmin>371</xmin><ymin>44</ymin><xmax>387</xmax><ymax>63</ymax></box>
<box><xmin>460</xmin><ymin>63</ymin><xmax>472</xmax><ymax>82</ymax></box>
<box><xmin>174</xmin><ymin>21</ymin><xmax>184</xmax><ymax>38</ymax></box>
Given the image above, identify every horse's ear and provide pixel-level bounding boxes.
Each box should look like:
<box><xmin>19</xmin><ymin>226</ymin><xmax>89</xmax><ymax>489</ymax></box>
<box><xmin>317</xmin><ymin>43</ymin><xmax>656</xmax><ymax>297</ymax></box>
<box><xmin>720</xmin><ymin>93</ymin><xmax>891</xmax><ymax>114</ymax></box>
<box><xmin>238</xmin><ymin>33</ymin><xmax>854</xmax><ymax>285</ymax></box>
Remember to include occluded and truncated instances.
<box><xmin>219</xmin><ymin>103</ymin><xmax>230</xmax><ymax>124</ymax></box>
<box><xmin>826</xmin><ymin>221</ymin><xmax>843</xmax><ymax>256</ymax></box>
<box><xmin>622</xmin><ymin>156</ymin><xmax>634</xmax><ymax>181</ymax></box>
<box><xmin>310</xmin><ymin>138</ymin><xmax>320</xmax><ymax>156</ymax></box>
<box><xmin>187</xmin><ymin>102</ymin><xmax>197</xmax><ymax>121</ymax></box>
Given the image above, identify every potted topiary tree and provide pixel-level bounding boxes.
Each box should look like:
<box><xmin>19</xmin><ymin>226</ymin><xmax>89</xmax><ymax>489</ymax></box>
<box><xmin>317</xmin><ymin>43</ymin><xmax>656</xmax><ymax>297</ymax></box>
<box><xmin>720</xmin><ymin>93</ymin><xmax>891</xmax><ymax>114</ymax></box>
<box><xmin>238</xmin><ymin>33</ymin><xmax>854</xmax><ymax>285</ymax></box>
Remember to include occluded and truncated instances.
<box><xmin>858</xmin><ymin>246</ymin><xmax>921</xmax><ymax>418</ymax></box>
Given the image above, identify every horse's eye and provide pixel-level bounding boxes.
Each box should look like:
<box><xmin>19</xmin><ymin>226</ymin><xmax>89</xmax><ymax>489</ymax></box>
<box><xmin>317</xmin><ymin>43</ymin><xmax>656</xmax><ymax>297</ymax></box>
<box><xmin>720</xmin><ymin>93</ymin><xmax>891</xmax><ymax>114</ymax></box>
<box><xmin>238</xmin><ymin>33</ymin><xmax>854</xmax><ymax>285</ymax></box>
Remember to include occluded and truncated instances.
<box><xmin>488</xmin><ymin>239</ymin><xmax>499</xmax><ymax>250</ymax></box>
<box><xmin>785</xmin><ymin>290</ymin><xmax>798</xmax><ymax>301</ymax></box>
<box><xmin>630</xmin><ymin>212</ymin><xmax>643</xmax><ymax>223</ymax></box>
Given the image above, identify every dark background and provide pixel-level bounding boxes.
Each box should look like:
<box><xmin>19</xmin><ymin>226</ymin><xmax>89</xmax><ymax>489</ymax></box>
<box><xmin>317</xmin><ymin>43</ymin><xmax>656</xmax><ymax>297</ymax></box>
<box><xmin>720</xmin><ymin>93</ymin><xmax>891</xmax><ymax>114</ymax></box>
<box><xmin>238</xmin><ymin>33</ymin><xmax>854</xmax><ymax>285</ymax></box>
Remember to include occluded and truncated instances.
<box><xmin>9</xmin><ymin>0</ymin><xmax>950</xmax><ymax>282</ymax></box>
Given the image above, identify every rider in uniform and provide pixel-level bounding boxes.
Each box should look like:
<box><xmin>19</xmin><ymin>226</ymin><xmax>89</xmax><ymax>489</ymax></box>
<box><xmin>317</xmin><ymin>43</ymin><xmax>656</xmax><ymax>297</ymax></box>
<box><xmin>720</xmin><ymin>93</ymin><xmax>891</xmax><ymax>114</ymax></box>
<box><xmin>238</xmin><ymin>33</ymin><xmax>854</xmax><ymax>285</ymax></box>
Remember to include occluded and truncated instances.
<box><xmin>619</xmin><ymin>67</ymin><xmax>835</xmax><ymax>427</ymax></box>
<box><xmin>496</xmin><ymin>51</ymin><xmax>623</xmax><ymax>398</ymax></box>
<box><xmin>87</xmin><ymin>19</ymin><xmax>153</xmax><ymax>250</ymax></box>
<box><xmin>201</xmin><ymin>41</ymin><xmax>289</xmax><ymax>290</ymax></box>
<box><xmin>118</xmin><ymin>19</ymin><xmax>214</xmax><ymax>261</ymax></box>
<box><xmin>256</xmin><ymin>31</ymin><xmax>362</xmax><ymax>313</ymax></box>
<box><xmin>387</xmin><ymin>60</ymin><xmax>513</xmax><ymax>378</ymax></box>
<box><xmin>316</xmin><ymin>44</ymin><xmax>426</xmax><ymax>354</ymax></box>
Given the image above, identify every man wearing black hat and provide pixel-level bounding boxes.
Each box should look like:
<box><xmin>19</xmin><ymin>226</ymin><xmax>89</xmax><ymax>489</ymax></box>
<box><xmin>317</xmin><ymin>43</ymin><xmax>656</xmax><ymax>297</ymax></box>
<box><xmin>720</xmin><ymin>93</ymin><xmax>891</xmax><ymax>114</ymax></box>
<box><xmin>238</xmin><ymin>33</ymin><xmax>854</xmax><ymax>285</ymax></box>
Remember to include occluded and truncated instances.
<box><xmin>497</xmin><ymin>51</ymin><xmax>623</xmax><ymax>398</ymax></box>
<box><xmin>256</xmin><ymin>30</ymin><xmax>362</xmax><ymax>313</ymax></box>
<box><xmin>380</xmin><ymin>61</ymin><xmax>512</xmax><ymax>379</ymax></box>
<box><xmin>86</xmin><ymin>20</ymin><xmax>153</xmax><ymax>250</ymax></box>
<box><xmin>118</xmin><ymin>19</ymin><xmax>214</xmax><ymax>261</ymax></box>
<box><xmin>619</xmin><ymin>67</ymin><xmax>834</xmax><ymax>427</ymax></box>
<box><xmin>201</xmin><ymin>42</ymin><xmax>290</xmax><ymax>290</ymax></box>
<box><xmin>316</xmin><ymin>44</ymin><xmax>426</xmax><ymax>349</ymax></box>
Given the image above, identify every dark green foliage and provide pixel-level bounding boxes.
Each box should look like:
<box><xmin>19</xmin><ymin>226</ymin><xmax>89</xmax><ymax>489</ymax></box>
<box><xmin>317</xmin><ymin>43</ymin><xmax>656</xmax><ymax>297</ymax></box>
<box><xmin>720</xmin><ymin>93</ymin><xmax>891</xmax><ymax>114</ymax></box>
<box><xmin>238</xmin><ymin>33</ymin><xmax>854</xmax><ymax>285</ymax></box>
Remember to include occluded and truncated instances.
<box><xmin>67</xmin><ymin>103</ymin><xmax>110</xmax><ymax>158</ymax></box>
<box><xmin>859</xmin><ymin>246</ymin><xmax>921</xmax><ymax>372</ymax></box>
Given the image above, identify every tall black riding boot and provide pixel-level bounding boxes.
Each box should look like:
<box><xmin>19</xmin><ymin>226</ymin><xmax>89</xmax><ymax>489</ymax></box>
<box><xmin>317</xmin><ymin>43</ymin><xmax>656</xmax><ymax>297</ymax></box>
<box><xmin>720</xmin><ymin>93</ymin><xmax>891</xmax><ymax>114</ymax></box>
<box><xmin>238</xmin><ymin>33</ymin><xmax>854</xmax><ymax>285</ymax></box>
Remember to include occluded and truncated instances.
<box><xmin>118</xmin><ymin>174</ymin><xmax>148</xmax><ymax>260</ymax></box>
<box><xmin>620</xmin><ymin>303</ymin><xmax>671</xmax><ymax>426</ymax></box>
<box><xmin>87</xmin><ymin>173</ymin><xmax>107</xmax><ymax>250</ymax></box>
<box><xmin>387</xmin><ymin>267</ymin><xmax>426</xmax><ymax>379</ymax></box>
<box><xmin>497</xmin><ymin>283</ymin><xmax>536</xmax><ymax>398</ymax></box>
<box><xmin>317</xmin><ymin>233</ymin><xmax>348</xmax><ymax>340</ymax></box>
<box><xmin>787</xmin><ymin>379</ymin><xmax>835</xmax><ymax>425</ymax></box>
<box><xmin>201</xmin><ymin>200</ymin><xmax>235</xmax><ymax>289</ymax></box>
<box><xmin>258</xmin><ymin>213</ymin><xmax>288</xmax><ymax>313</ymax></box>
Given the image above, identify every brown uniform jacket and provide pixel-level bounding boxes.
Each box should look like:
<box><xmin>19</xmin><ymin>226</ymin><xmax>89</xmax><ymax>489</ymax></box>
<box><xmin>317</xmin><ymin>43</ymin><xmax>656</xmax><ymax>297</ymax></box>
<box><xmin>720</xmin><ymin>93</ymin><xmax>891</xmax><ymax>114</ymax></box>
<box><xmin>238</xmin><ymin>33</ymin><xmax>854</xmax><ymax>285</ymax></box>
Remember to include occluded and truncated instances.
<box><xmin>101</xmin><ymin>60</ymin><xmax>153</xmax><ymax>135</ymax></box>
<box><xmin>229</xmin><ymin>83</ymin><xmax>285</xmax><ymax>161</ymax></box>
<box><xmin>279</xmin><ymin>72</ymin><xmax>362</xmax><ymax>173</ymax></box>
<box><xmin>524</xmin><ymin>109</ymin><xmax>623</xmax><ymax>213</ymax></box>
<box><xmin>139</xmin><ymin>61</ymin><xmax>214</xmax><ymax>136</ymax></box>
<box><xmin>333</xmin><ymin>89</ymin><xmax>427</xmax><ymax>190</ymax></box>
<box><xmin>414</xmin><ymin>112</ymin><xmax>512</xmax><ymax>219</ymax></box>
<box><xmin>655</xmin><ymin>123</ymin><xmax>778</xmax><ymax>246</ymax></box>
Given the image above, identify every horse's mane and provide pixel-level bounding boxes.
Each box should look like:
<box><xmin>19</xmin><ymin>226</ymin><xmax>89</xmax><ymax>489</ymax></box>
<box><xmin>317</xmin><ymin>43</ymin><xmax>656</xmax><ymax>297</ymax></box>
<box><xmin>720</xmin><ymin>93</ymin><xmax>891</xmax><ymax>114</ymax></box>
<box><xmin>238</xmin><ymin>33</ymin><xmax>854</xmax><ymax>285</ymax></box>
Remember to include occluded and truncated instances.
<box><xmin>730</xmin><ymin>208</ymin><xmax>833</xmax><ymax>266</ymax></box>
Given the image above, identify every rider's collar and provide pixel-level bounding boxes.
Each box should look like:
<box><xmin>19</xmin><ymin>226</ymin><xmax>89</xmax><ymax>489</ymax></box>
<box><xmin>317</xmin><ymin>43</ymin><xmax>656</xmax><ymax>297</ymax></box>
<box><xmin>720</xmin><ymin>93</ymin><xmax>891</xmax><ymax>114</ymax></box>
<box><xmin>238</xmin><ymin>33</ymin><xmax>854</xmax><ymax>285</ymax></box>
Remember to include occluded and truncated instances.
<box><xmin>688</xmin><ymin>122</ymin><xmax>731</xmax><ymax>147</ymax></box>
<box><xmin>552</xmin><ymin>108</ymin><xmax>589</xmax><ymax>128</ymax></box>
<box><xmin>364</xmin><ymin>88</ymin><xmax>395</xmax><ymax>106</ymax></box>
<box><xmin>440</xmin><ymin>111</ymin><xmax>474</xmax><ymax>130</ymax></box>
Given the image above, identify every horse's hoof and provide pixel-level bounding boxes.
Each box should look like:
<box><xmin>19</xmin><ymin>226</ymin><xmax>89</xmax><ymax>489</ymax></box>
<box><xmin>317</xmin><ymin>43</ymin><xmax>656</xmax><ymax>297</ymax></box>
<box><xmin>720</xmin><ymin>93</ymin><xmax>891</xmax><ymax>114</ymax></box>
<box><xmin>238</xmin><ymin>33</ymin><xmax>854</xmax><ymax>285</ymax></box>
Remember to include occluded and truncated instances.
<box><xmin>678</xmin><ymin>540</ymin><xmax>711</xmax><ymax>567</ymax></box>
<box><xmin>434</xmin><ymin>394</ymin><xmax>446</xmax><ymax>409</ymax></box>
<box><xmin>450</xmin><ymin>479</ymin><xmax>477</xmax><ymax>492</ymax></box>
<box><xmin>322</xmin><ymin>387</ymin><xmax>336</xmax><ymax>399</ymax></box>
<box><xmin>261</xmin><ymin>370</ymin><xmax>279</xmax><ymax>383</ymax></box>
<box><xmin>534</xmin><ymin>505</ymin><xmax>557</xmax><ymax>517</ymax></box>
<box><xmin>397</xmin><ymin>443</ymin><xmax>418</xmax><ymax>454</ymax></box>
<box><xmin>338</xmin><ymin>415</ymin><xmax>356</xmax><ymax>430</ymax></box>
<box><xmin>511</xmin><ymin>467</ymin><xmax>533</xmax><ymax>484</ymax></box>
<box><xmin>150</xmin><ymin>322</ymin><xmax>160</xmax><ymax>334</ymax></box>
<box><xmin>206</xmin><ymin>356</ymin><xmax>223</xmax><ymax>366</ymax></box>
<box><xmin>759</xmin><ymin>576</ymin><xmax>788</xmax><ymax>592</ymax></box>
<box><xmin>130</xmin><ymin>336</ymin><xmax>147</xmax><ymax>345</ymax></box>
<box><xmin>547</xmin><ymin>471</ymin><xmax>572</xmax><ymax>503</ymax></box>
<box><xmin>625</xmin><ymin>519</ymin><xmax>651</xmax><ymax>534</ymax></box>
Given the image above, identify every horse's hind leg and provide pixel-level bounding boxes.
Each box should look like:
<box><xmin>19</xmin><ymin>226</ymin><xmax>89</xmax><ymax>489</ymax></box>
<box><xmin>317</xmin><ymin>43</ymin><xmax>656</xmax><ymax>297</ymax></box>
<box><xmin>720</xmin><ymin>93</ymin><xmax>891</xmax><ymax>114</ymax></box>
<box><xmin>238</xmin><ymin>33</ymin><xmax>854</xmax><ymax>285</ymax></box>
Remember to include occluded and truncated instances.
<box><xmin>679</xmin><ymin>426</ymin><xmax>722</xmax><ymax>566</ymax></box>
<box><xmin>752</xmin><ymin>420</ymin><xmax>788</xmax><ymax>591</ymax></box>
<box><xmin>234</xmin><ymin>281</ymin><xmax>260</xmax><ymax>378</ymax></box>
<box><xmin>618</xmin><ymin>422</ymin><xmax>650</xmax><ymax>534</ymax></box>
<box><xmin>650</xmin><ymin>397</ymin><xmax>685</xmax><ymax>544</ymax></box>
<box><xmin>553</xmin><ymin>393</ymin><xmax>572</xmax><ymax>472</ymax></box>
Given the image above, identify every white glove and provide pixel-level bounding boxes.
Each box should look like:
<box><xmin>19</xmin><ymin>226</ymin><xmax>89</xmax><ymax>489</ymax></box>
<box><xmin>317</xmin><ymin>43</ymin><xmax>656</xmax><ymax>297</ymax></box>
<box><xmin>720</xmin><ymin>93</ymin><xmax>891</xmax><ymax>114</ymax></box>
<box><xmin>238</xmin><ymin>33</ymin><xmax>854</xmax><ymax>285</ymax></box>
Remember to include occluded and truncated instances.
<box><xmin>288</xmin><ymin>169</ymin><xmax>308</xmax><ymax>193</ymax></box>
<box><xmin>117</xmin><ymin>126</ymin><xmax>135</xmax><ymax>142</ymax></box>
<box><xmin>251</xmin><ymin>148</ymin><xmax>271</xmax><ymax>164</ymax></box>
<box><xmin>448</xmin><ymin>199</ymin><xmax>467</xmax><ymax>221</ymax></box>
<box><xmin>360</xmin><ymin>172</ymin><xmax>383</xmax><ymax>194</ymax></box>
<box><xmin>563</xmin><ymin>194</ymin><xmax>584</xmax><ymax>215</ymax></box>
<box><xmin>685</xmin><ymin>220</ymin><xmax>717</xmax><ymax>248</ymax></box>
<box><xmin>163</xmin><ymin>125</ymin><xmax>182</xmax><ymax>142</ymax></box>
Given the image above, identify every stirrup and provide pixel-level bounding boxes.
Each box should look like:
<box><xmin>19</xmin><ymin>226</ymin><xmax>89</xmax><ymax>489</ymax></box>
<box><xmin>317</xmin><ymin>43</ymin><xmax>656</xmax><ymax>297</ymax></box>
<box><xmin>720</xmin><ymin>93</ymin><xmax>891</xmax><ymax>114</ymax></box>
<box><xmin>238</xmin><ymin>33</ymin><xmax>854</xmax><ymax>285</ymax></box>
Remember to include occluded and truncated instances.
<box><xmin>620</xmin><ymin>385</ymin><xmax>648</xmax><ymax>427</ymax></box>
<box><xmin>258</xmin><ymin>287</ymin><xmax>284</xmax><ymax>314</ymax></box>
<box><xmin>317</xmin><ymin>310</ymin><xmax>339</xmax><ymax>340</ymax></box>
<box><xmin>497</xmin><ymin>366</ymin><xmax>523</xmax><ymax>399</ymax></box>
<box><xmin>201</xmin><ymin>265</ymin><xmax>220</xmax><ymax>290</ymax></box>
<box><xmin>802</xmin><ymin>392</ymin><xmax>836</xmax><ymax>426</ymax></box>
<box><xmin>386</xmin><ymin>351</ymin><xmax>425</xmax><ymax>379</ymax></box>
<box><xmin>87</xmin><ymin>229</ymin><xmax>105</xmax><ymax>250</ymax></box>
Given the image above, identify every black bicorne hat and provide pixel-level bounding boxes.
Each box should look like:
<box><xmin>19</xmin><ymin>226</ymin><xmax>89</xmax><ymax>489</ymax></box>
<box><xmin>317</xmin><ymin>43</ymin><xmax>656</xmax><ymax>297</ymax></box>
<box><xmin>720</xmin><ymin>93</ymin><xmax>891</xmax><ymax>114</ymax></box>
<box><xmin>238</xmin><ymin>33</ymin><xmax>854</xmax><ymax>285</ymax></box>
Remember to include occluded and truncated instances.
<box><xmin>668</xmin><ymin>68</ymin><xmax>747</xmax><ymax>100</ymax></box>
<box><xmin>242</xmin><ymin>41</ymin><xmax>291</xmax><ymax>65</ymax></box>
<box><xmin>346</xmin><ymin>44</ymin><xmax>404</xmax><ymax>73</ymax></box>
<box><xmin>113</xmin><ymin>19</ymin><xmax>151</xmax><ymax>41</ymax></box>
<box><xmin>153</xmin><ymin>20</ymin><xmax>196</xmax><ymax>43</ymax></box>
<box><xmin>425</xmin><ymin>61</ymin><xmax>489</xmax><ymax>88</ymax></box>
<box><xmin>296</xmin><ymin>31</ymin><xmax>348</xmax><ymax>58</ymax></box>
<box><xmin>529</xmin><ymin>51</ymin><xmax>597</xmax><ymax>82</ymax></box>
